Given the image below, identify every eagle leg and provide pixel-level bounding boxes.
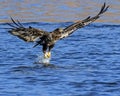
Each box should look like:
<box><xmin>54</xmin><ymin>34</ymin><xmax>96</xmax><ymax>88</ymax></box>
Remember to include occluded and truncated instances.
<box><xmin>42</xmin><ymin>45</ymin><xmax>51</xmax><ymax>59</ymax></box>
<box><xmin>44</xmin><ymin>44</ymin><xmax>54</xmax><ymax>58</ymax></box>
<box><xmin>44</xmin><ymin>52</ymin><xmax>51</xmax><ymax>59</ymax></box>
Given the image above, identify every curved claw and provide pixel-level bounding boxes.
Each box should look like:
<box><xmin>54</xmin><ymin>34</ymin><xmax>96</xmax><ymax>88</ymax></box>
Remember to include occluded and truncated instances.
<box><xmin>44</xmin><ymin>52</ymin><xmax>51</xmax><ymax>58</ymax></box>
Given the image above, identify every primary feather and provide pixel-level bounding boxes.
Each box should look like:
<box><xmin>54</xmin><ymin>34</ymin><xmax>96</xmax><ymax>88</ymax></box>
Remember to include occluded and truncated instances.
<box><xmin>51</xmin><ymin>3</ymin><xmax>109</xmax><ymax>41</ymax></box>
<box><xmin>8</xmin><ymin>18</ymin><xmax>47</xmax><ymax>42</ymax></box>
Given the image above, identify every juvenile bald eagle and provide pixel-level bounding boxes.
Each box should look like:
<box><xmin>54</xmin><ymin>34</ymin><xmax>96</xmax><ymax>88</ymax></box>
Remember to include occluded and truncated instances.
<box><xmin>8</xmin><ymin>3</ymin><xmax>109</xmax><ymax>59</ymax></box>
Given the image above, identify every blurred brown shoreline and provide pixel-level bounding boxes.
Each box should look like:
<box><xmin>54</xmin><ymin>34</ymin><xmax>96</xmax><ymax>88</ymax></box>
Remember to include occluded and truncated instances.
<box><xmin>0</xmin><ymin>0</ymin><xmax>120</xmax><ymax>23</ymax></box>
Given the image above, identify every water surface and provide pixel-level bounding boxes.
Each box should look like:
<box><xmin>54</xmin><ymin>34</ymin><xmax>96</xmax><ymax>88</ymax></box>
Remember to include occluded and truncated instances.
<box><xmin>0</xmin><ymin>0</ymin><xmax>120</xmax><ymax>96</ymax></box>
<box><xmin>0</xmin><ymin>22</ymin><xmax>120</xmax><ymax>96</ymax></box>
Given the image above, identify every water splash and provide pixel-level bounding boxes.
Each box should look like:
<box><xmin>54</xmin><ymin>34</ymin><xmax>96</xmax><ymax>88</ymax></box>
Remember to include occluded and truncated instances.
<box><xmin>36</xmin><ymin>54</ymin><xmax>51</xmax><ymax>65</ymax></box>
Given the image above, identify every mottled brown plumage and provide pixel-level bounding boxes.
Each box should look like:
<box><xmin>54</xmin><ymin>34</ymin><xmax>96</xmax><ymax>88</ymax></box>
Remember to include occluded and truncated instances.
<box><xmin>8</xmin><ymin>3</ymin><xmax>109</xmax><ymax>58</ymax></box>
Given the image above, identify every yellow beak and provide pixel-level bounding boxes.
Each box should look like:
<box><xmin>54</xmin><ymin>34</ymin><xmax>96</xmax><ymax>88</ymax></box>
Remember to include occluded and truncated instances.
<box><xmin>44</xmin><ymin>52</ymin><xmax>51</xmax><ymax>58</ymax></box>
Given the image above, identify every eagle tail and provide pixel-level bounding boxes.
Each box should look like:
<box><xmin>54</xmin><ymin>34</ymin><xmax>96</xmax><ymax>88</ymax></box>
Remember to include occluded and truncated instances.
<box><xmin>33</xmin><ymin>43</ymin><xmax>39</xmax><ymax>48</ymax></box>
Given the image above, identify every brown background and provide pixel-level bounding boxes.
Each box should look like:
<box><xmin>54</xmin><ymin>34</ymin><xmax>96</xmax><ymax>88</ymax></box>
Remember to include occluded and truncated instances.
<box><xmin>0</xmin><ymin>0</ymin><xmax>119</xmax><ymax>24</ymax></box>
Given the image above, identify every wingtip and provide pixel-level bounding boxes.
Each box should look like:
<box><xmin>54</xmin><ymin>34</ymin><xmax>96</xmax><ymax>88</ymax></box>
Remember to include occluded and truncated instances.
<box><xmin>103</xmin><ymin>2</ymin><xmax>106</xmax><ymax>6</ymax></box>
<box><xmin>83</xmin><ymin>16</ymin><xmax>91</xmax><ymax>22</ymax></box>
<box><xmin>6</xmin><ymin>23</ymin><xmax>18</xmax><ymax>28</ymax></box>
<box><xmin>9</xmin><ymin>17</ymin><xmax>24</xmax><ymax>28</ymax></box>
<box><xmin>98</xmin><ymin>2</ymin><xmax>109</xmax><ymax>16</ymax></box>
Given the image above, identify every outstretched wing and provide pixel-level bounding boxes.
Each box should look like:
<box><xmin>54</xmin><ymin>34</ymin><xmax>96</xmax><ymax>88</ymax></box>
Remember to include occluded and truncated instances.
<box><xmin>8</xmin><ymin>18</ymin><xmax>47</xmax><ymax>42</ymax></box>
<box><xmin>51</xmin><ymin>3</ymin><xmax>109</xmax><ymax>41</ymax></box>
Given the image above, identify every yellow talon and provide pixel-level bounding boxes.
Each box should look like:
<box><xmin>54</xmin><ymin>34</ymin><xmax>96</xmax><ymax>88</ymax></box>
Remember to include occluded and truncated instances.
<box><xmin>44</xmin><ymin>52</ymin><xmax>51</xmax><ymax>58</ymax></box>
<box><xmin>48</xmin><ymin>52</ymin><xmax>51</xmax><ymax>57</ymax></box>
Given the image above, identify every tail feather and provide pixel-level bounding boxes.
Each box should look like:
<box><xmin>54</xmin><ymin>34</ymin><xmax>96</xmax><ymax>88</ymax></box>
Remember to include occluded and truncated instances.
<box><xmin>33</xmin><ymin>43</ymin><xmax>39</xmax><ymax>48</ymax></box>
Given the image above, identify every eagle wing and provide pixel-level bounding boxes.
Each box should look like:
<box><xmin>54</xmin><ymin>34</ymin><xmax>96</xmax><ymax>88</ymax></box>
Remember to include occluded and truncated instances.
<box><xmin>8</xmin><ymin>18</ymin><xmax>47</xmax><ymax>42</ymax></box>
<box><xmin>51</xmin><ymin>3</ymin><xmax>109</xmax><ymax>41</ymax></box>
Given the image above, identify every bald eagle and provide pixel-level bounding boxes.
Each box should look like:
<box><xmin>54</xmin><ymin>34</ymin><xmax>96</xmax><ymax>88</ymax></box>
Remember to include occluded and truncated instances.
<box><xmin>8</xmin><ymin>3</ymin><xmax>109</xmax><ymax>59</ymax></box>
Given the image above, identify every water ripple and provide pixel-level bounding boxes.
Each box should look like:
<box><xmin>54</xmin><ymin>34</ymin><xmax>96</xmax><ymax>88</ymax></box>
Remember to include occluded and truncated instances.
<box><xmin>0</xmin><ymin>22</ymin><xmax>120</xmax><ymax>96</ymax></box>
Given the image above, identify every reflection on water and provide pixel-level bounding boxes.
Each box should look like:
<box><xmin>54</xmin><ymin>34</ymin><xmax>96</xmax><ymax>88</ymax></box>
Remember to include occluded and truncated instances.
<box><xmin>35</xmin><ymin>54</ymin><xmax>51</xmax><ymax>65</ymax></box>
<box><xmin>0</xmin><ymin>0</ymin><xmax>120</xmax><ymax>23</ymax></box>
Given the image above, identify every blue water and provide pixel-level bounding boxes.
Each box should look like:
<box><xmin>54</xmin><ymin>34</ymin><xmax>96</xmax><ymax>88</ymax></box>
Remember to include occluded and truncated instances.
<box><xmin>0</xmin><ymin>22</ymin><xmax>120</xmax><ymax>96</ymax></box>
